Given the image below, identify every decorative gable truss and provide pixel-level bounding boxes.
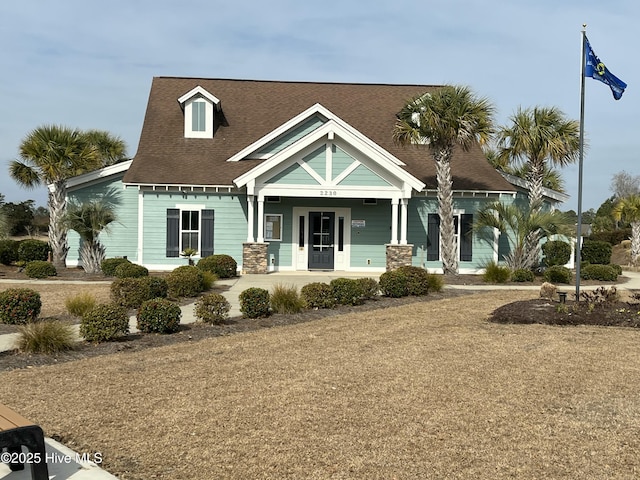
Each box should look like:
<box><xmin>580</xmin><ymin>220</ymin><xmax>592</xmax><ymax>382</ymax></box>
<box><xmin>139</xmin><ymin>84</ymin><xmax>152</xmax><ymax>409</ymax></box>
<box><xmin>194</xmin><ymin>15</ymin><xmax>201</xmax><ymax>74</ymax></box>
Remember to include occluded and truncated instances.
<box><xmin>178</xmin><ymin>86</ymin><xmax>222</xmax><ymax>139</ymax></box>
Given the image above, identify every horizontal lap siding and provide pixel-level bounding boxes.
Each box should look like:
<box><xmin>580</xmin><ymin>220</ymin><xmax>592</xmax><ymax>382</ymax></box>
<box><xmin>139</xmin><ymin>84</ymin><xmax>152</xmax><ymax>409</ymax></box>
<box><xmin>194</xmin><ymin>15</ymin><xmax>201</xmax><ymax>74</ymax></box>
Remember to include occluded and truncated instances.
<box><xmin>255</xmin><ymin>116</ymin><xmax>326</xmax><ymax>156</ymax></box>
<box><xmin>265</xmin><ymin>201</ymin><xmax>293</xmax><ymax>268</ymax></box>
<box><xmin>337</xmin><ymin>164</ymin><xmax>391</xmax><ymax>187</ymax></box>
<box><xmin>142</xmin><ymin>192</ymin><xmax>246</xmax><ymax>268</ymax></box>
<box><xmin>349</xmin><ymin>201</ymin><xmax>389</xmax><ymax>269</ymax></box>
<box><xmin>67</xmin><ymin>175</ymin><xmax>139</xmax><ymax>263</ymax></box>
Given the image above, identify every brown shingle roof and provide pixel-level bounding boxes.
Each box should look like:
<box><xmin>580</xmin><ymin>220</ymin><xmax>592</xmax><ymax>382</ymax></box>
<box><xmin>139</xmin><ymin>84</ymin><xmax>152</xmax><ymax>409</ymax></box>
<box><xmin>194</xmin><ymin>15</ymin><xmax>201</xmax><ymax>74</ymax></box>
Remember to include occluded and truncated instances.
<box><xmin>124</xmin><ymin>77</ymin><xmax>516</xmax><ymax>192</ymax></box>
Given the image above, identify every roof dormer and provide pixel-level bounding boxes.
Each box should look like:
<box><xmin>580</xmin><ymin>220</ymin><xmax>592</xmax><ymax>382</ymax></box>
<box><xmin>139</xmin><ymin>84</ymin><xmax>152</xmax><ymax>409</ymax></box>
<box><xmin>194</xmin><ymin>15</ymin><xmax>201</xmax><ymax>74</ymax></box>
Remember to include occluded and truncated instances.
<box><xmin>178</xmin><ymin>86</ymin><xmax>221</xmax><ymax>139</ymax></box>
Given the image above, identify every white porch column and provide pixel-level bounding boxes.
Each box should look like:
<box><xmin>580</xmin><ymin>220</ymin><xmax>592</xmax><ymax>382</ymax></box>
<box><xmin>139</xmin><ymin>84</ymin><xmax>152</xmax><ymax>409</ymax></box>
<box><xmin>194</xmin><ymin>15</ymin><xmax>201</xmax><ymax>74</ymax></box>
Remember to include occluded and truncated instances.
<box><xmin>256</xmin><ymin>198</ymin><xmax>265</xmax><ymax>242</ymax></box>
<box><xmin>246</xmin><ymin>195</ymin><xmax>255</xmax><ymax>242</ymax></box>
<box><xmin>400</xmin><ymin>198</ymin><xmax>408</xmax><ymax>245</ymax></box>
<box><xmin>390</xmin><ymin>198</ymin><xmax>399</xmax><ymax>245</ymax></box>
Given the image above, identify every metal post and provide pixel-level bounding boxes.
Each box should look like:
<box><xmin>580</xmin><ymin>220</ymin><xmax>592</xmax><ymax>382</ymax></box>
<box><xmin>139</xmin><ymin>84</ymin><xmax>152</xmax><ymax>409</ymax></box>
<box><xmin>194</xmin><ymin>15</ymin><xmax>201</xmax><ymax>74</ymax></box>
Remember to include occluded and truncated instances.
<box><xmin>575</xmin><ymin>25</ymin><xmax>587</xmax><ymax>300</ymax></box>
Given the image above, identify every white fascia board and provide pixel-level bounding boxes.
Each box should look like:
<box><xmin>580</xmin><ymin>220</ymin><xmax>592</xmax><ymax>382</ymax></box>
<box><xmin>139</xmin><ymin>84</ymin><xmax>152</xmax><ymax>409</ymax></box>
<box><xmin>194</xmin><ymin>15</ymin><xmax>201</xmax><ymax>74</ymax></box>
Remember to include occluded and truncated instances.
<box><xmin>499</xmin><ymin>171</ymin><xmax>569</xmax><ymax>203</ymax></box>
<box><xmin>234</xmin><ymin>120</ymin><xmax>425</xmax><ymax>192</ymax></box>
<box><xmin>178</xmin><ymin>86</ymin><xmax>221</xmax><ymax>109</ymax></box>
<box><xmin>65</xmin><ymin>160</ymin><xmax>132</xmax><ymax>189</ymax></box>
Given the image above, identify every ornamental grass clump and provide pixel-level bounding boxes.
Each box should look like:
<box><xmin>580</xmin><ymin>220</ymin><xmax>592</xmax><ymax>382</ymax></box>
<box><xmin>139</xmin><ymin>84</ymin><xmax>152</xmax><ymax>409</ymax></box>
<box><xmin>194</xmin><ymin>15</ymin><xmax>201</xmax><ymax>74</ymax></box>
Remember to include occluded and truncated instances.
<box><xmin>195</xmin><ymin>293</ymin><xmax>231</xmax><ymax>325</ymax></box>
<box><xmin>17</xmin><ymin>320</ymin><xmax>75</xmax><ymax>354</ymax></box>
<box><xmin>239</xmin><ymin>287</ymin><xmax>270</xmax><ymax>318</ymax></box>
<box><xmin>80</xmin><ymin>304</ymin><xmax>129</xmax><ymax>342</ymax></box>
<box><xmin>65</xmin><ymin>292</ymin><xmax>97</xmax><ymax>317</ymax></box>
<box><xmin>300</xmin><ymin>282</ymin><xmax>335</xmax><ymax>309</ymax></box>
<box><xmin>482</xmin><ymin>261</ymin><xmax>511</xmax><ymax>284</ymax></box>
<box><xmin>136</xmin><ymin>298</ymin><xmax>181</xmax><ymax>334</ymax></box>
<box><xmin>270</xmin><ymin>283</ymin><xmax>304</xmax><ymax>314</ymax></box>
<box><xmin>0</xmin><ymin>288</ymin><xmax>41</xmax><ymax>324</ymax></box>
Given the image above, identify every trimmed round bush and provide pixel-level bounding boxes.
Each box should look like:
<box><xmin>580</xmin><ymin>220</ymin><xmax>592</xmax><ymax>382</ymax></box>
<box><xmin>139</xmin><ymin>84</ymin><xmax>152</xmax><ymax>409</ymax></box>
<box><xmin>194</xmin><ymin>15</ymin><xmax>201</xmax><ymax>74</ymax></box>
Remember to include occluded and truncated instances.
<box><xmin>17</xmin><ymin>239</ymin><xmax>49</xmax><ymax>262</ymax></box>
<box><xmin>581</xmin><ymin>240</ymin><xmax>612</xmax><ymax>265</ymax></box>
<box><xmin>357</xmin><ymin>277</ymin><xmax>379</xmax><ymax>300</ymax></box>
<box><xmin>0</xmin><ymin>240</ymin><xmax>19</xmax><ymax>265</ymax></box>
<box><xmin>379</xmin><ymin>269</ymin><xmax>409</xmax><ymax>298</ymax></box>
<box><xmin>101</xmin><ymin>257</ymin><xmax>131</xmax><ymax>276</ymax></box>
<box><xmin>239</xmin><ymin>287</ymin><xmax>270</xmax><ymax>318</ymax></box>
<box><xmin>146</xmin><ymin>277</ymin><xmax>169</xmax><ymax>299</ymax></box>
<box><xmin>110</xmin><ymin>277</ymin><xmax>168</xmax><ymax>309</ymax></box>
<box><xmin>330</xmin><ymin>278</ymin><xmax>365</xmax><ymax>306</ymax></box>
<box><xmin>114</xmin><ymin>262</ymin><xmax>149</xmax><ymax>279</ymax></box>
<box><xmin>300</xmin><ymin>282</ymin><xmax>335</xmax><ymax>309</ymax></box>
<box><xmin>17</xmin><ymin>320</ymin><xmax>75</xmax><ymax>354</ymax></box>
<box><xmin>136</xmin><ymin>298</ymin><xmax>181</xmax><ymax>334</ymax></box>
<box><xmin>482</xmin><ymin>261</ymin><xmax>511</xmax><ymax>284</ymax></box>
<box><xmin>609</xmin><ymin>263</ymin><xmax>623</xmax><ymax>276</ymax></box>
<box><xmin>166</xmin><ymin>265</ymin><xmax>204</xmax><ymax>298</ymax></box>
<box><xmin>543</xmin><ymin>265</ymin><xmax>572</xmax><ymax>284</ymax></box>
<box><xmin>80</xmin><ymin>303</ymin><xmax>129</xmax><ymax>342</ymax></box>
<box><xmin>511</xmin><ymin>268</ymin><xmax>535</xmax><ymax>282</ymax></box>
<box><xmin>542</xmin><ymin>240</ymin><xmax>572</xmax><ymax>267</ymax></box>
<box><xmin>580</xmin><ymin>264</ymin><xmax>618</xmax><ymax>281</ymax></box>
<box><xmin>0</xmin><ymin>288</ymin><xmax>42</xmax><ymax>324</ymax></box>
<box><xmin>396</xmin><ymin>266</ymin><xmax>431</xmax><ymax>296</ymax></box>
<box><xmin>195</xmin><ymin>293</ymin><xmax>231</xmax><ymax>324</ymax></box>
<box><xmin>24</xmin><ymin>260</ymin><xmax>57</xmax><ymax>279</ymax></box>
<box><xmin>197</xmin><ymin>254</ymin><xmax>237</xmax><ymax>279</ymax></box>
<box><xmin>379</xmin><ymin>266</ymin><xmax>431</xmax><ymax>297</ymax></box>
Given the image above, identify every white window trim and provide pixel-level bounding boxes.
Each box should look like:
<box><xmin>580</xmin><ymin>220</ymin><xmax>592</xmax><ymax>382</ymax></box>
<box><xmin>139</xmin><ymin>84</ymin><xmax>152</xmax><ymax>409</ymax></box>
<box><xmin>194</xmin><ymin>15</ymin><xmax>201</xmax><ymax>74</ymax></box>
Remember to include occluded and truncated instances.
<box><xmin>184</xmin><ymin>98</ymin><xmax>214</xmax><ymax>139</ymax></box>
<box><xmin>176</xmin><ymin>204</ymin><xmax>206</xmax><ymax>256</ymax></box>
<box><xmin>264</xmin><ymin>214</ymin><xmax>283</xmax><ymax>242</ymax></box>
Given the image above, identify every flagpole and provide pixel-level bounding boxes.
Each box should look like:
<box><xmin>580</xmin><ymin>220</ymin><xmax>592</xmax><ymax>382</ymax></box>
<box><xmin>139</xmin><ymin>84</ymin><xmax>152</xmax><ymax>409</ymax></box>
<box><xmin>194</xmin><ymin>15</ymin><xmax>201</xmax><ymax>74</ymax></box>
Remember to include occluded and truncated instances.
<box><xmin>575</xmin><ymin>24</ymin><xmax>587</xmax><ymax>300</ymax></box>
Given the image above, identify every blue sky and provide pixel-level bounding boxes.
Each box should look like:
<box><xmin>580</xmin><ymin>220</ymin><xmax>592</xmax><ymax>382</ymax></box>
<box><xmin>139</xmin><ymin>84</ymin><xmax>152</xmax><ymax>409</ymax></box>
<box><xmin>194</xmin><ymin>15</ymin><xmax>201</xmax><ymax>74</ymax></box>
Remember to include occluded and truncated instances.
<box><xmin>0</xmin><ymin>0</ymin><xmax>637</xmax><ymax>213</ymax></box>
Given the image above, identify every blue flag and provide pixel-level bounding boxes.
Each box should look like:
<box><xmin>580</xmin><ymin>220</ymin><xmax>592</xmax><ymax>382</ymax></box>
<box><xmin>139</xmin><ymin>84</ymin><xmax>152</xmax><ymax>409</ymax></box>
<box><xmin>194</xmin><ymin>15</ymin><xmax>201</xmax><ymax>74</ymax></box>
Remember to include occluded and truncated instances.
<box><xmin>584</xmin><ymin>36</ymin><xmax>627</xmax><ymax>100</ymax></box>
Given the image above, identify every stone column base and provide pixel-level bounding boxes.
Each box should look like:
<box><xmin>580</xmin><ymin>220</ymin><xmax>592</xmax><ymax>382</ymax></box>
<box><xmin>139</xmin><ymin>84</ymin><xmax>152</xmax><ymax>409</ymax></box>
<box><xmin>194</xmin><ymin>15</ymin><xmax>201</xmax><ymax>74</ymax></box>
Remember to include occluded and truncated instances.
<box><xmin>385</xmin><ymin>244</ymin><xmax>413</xmax><ymax>271</ymax></box>
<box><xmin>242</xmin><ymin>243</ymin><xmax>269</xmax><ymax>274</ymax></box>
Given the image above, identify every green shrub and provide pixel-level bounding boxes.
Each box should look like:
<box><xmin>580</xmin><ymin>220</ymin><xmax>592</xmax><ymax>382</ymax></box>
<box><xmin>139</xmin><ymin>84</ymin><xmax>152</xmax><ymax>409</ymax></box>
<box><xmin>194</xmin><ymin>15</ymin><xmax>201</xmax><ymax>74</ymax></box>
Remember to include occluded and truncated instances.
<box><xmin>239</xmin><ymin>287</ymin><xmax>270</xmax><ymax>318</ymax></box>
<box><xmin>17</xmin><ymin>239</ymin><xmax>49</xmax><ymax>262</ymax></box>
<box><xmin>101</xmin><ymin>257</ymin><xmax>131</xmax><ymax>276</ymax></box>
<box><xmin>24</xmin><ymin>260</ymin><xmax>57</xmax><ymax>279</ymax></box>
<box><xmin>146</xmin><ymin>277</ymin><xmax>169</xmax><ymax>300</ymax></box>
<box><xmin>166</xmin><ymin>265</ymin><xmax>204</xmax><ymax>298</ymax></box>
<box><xmin>589</xmin><ymin>229</ymin><xmax>631</xmax><ymax>246</ymax></box>
<box><xmin>580</xmin><ymin>264</ymin><xmax>618</xmax><ymax>281</ymax></box>
<box><xmin>270</xmin><ymin>284</ymin><xmax>304</xmax><ymax>314</ymax></box>
<box><xmin>80</xmin><ymin>304</ymin><xmax>129</xmax><ymax>342</ymax></box>
<box><xmin>110</xmin><ymin>277</ymin><xmax>166</xmax><ymax>309</ymax></box>
<box><xmin>543</xmin><ymin>265</ymin><xmax>572</xmax><ymax>284</ymax></box>
<box><xmin>357</xmin><ymin>277</ymin><xmax>379</xmax><ymax>300</ymax></box>
<box><xmin>0</xmin><ymin>240</ymin><xmax>19</xmax><ymax>265</ymax></box>
<box><xmin>300</xmin><ymin>282</ymin><xmax>335</xmax><ymax>309</ymax></box>
<box><xmin>379</xmin><ymin>270</ymin><xmax>409</xmax><ymax>298</ymax></box>
<box><xmin>511</xmin><ymin>268</ymin><xmax>535</xmax><ymax>282</ymax></box>
<box><xmin>0</xmin><ymin>288</ymin><xmax>41</xmax><ymax>324</ymax></box>
<box><xmin>482</xmin><ymin>261</ymin><xmax>511</xmax><ymax>284</ymax></box>
<box><xmin>542</xmin><ymin>240</ymin><xmax>572</xmax><ymax>267</ymax></box>
<box><xmin>65</xmin><ymin>292</ymin><xmax>97</xmax><ymax>317</ymax></box>
<box><xmin>195</xmin><ymin>293</ymin><xmax>231</xmax><ymax>324</ymax></box>
<box><xmin>609</xmin><ymin>263</ymin><xmax>623</xmax><ymax>276</ymax></box>
<box><xmin>197</xmin><ymin>254</ymin><xmax>237</xmax><ymax>278</ymax></box>
<box><xmin>581</xmin><ymin>240</ymin><xmax>612</xmax><ymax>265</ymax></box>
<box><xmin>17</xmin><ymin>320</ymin><xmax>76</xmax><ymax>354</ymax></box>
<box><xmin>114</xmin><ymin>262</ymin><xmax>149</xmax><ymax>278</ymax></box>
<box><xmin>396</xmin><ymin>266</ymin><xmax>431</xmax><ymax>296</ymax></box>
<box><xmin>136</xmin><ymin>298</ymin><xmax>181</xmax><ymax>334</ymax></box>
<box><xmin>330</xmin><ymin>278</ymin><xmax>365</xmax><ymax>306</ymax></box>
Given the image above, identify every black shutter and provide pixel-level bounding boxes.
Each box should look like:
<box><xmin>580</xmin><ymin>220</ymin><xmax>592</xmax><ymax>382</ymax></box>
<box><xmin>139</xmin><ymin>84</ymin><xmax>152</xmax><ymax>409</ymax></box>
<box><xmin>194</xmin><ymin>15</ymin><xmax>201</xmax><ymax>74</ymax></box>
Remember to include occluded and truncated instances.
<box><xmin>427</xmin><ymin>214</ymin><xmax>440</xmax><ymax>261</ymax></box>
<box><xmin>460</xmin><ymin>214</ymin><xmax>473</xmax><ymax>262</ymax></box>
<box><xmin>200</xmin><ymin>209</ymin><xmax>215</xmax><ymax>257</ymax></box>
<box><xmin>166</xmin><ymin>209</ymin><xmax>180</xmax><ymax>258</ymax></box>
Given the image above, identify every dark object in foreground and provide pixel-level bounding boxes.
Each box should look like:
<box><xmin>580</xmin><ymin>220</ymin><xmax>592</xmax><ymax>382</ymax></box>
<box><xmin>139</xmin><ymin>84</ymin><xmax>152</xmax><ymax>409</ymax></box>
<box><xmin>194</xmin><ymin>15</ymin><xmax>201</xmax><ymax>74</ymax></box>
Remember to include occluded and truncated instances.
<box><xmin>0</xmin><ymin>403</ymin><xmax>49</xmax><ymax>479</ymax></box>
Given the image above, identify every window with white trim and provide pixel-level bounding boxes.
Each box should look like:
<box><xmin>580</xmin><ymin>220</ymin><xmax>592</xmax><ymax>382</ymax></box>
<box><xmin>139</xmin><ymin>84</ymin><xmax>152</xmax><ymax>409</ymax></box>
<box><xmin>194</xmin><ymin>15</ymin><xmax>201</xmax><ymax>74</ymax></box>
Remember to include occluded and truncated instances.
<box><xmin>166</xmin><ymin>208</ymin><xmax>214</xmax><ymax>257</ymax></box>
<box><xmin>264</xmin><ymin>214</ymin><xmax>283</xmax><ymax>241</ymax></box>
<box><xmin>427</xmin><ymin>213</ymin><xmax>473</xmax><ymax>262</ymax></box>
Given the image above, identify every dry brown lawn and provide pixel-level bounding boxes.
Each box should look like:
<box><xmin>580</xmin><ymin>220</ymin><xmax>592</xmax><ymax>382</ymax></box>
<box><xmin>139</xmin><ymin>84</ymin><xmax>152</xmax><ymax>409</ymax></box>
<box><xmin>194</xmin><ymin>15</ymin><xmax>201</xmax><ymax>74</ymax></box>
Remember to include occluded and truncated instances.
<box><xmin>1</xmin><ymin>290</ymin><xmax>640</xmax><ymax>479</ymax></box>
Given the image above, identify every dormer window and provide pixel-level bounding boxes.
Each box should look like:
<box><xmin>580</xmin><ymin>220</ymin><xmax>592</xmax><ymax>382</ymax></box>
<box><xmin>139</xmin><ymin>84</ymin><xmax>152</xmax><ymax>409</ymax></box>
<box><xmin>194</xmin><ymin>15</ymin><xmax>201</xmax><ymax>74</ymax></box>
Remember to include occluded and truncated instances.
<box><xmin>178</xmin><ymin>86</ymin><xmax>221</xmax><ymax>139</ymax></box>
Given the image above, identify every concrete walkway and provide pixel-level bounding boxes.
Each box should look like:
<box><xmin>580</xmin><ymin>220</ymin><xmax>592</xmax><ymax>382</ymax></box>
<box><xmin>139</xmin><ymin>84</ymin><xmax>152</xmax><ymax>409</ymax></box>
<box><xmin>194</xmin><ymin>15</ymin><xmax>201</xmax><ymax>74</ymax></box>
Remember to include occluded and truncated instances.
<box><xmin>2</xmin><ymin>270</ymin><xmax>640</xmax><ymax>480</ymax></box>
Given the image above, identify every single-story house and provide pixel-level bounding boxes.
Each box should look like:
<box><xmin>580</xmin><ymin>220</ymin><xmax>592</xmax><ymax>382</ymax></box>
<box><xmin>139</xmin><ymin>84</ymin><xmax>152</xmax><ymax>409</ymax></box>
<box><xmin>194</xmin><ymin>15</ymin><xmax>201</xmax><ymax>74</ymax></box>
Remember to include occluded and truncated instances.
<box><xmin>66</xmin><ymin>78</ymin><xmax>567</xmax><ymax>273</ymax></box>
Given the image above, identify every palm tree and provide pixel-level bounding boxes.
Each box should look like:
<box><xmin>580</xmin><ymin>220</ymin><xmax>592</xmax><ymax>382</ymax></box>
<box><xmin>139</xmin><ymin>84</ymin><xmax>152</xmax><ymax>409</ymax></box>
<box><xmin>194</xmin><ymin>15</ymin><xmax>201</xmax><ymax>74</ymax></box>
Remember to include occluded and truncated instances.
<box><xmin>394</xmin><ymin>85</ymin><xmax>494</xmax><ymax>275</ymax></box>
<box><xmin>474</xmin><ymin>201</ymin><xmax>571</xmax><ymax>270</ymax></box>
<box><xmin>83</xmin><ymin>129</ymin><xmax>128</xmax><ymax>167</ymax></box>
<box><xmin>496</xmin><ymin>106</ymin><xmax>580</xmax><ymax>211</ymax></box>
<box><xmin>9</xmin><ymin>125</ymin><xmax>127</xmax><ymax>269</ymax></box>
<box><xmin>63</xmin><ymin>200</ymin><xmax>117</xmax><ymax>274</ymax></box>
<box><xmin>612</xmin><ymin>195</ymin><xmax>640</xmax><ymax>266</ymax></box>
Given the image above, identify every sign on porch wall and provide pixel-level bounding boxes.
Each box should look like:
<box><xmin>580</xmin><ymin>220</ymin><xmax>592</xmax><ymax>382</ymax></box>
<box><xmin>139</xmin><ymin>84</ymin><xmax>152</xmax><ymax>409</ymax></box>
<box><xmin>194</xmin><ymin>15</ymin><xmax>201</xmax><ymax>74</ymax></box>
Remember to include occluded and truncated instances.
<box><xmin>351</xmin><ymin>220</ymin><xmax>366</xmax><ymax>228</ymax></box>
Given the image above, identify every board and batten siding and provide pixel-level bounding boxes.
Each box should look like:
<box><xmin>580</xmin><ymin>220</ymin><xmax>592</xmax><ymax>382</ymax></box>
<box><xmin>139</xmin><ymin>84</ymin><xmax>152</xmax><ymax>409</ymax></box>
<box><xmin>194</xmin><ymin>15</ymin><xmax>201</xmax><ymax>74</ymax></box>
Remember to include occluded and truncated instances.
<box><xmin>66</xmin><ymin>175</ymin><xmax>139</xmax><ymax>264</ymax></box>
<box><xmin>140</xmin><ymin>192</ymin><xmax>247</xmax><ymax>268</ymax></box>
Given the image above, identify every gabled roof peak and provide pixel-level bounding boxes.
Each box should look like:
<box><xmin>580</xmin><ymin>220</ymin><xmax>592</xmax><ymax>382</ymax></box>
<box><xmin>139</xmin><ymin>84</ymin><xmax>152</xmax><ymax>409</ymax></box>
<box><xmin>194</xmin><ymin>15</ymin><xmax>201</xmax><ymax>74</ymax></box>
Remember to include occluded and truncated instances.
<box><xmin>177</xmin><ymin>85</ymin><xmax>221</xmax><ymax>110</ymax></box>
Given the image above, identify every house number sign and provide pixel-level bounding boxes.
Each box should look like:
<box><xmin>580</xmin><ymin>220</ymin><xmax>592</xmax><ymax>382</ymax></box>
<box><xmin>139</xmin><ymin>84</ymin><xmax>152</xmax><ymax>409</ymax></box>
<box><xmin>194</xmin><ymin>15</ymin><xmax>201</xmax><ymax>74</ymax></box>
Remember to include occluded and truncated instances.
<box><xmin>320</xmin><ymin>190</ymin><xmax>337</xmax><ymax>196</ymax></box>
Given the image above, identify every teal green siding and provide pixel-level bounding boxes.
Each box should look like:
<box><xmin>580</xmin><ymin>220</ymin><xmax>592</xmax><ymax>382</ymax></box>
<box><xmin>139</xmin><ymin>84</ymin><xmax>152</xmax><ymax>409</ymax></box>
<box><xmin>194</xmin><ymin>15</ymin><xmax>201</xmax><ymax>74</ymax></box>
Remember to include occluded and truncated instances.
<box><xmin>67</xmin><ymin>175</ymin><xmax>139</xmax><ymax>263</ymax></box>
<box><xmin>266</xmin><ymin>163</ymin><xmax>320</xmax><ymax>185</ymax></box>
<box><xmin>348</xmin><ymin>201</ymin><xmax>390</xmax><ymax>269</ymax></box>
<box><xmin>254</xmin><ymin>116</ymin><xmax>326</xmax><ymax>156</ymax></box>
<box><xmin>303</xmin><ymin>146</ymin><xmax>327</xmax><ymax>180</ymax></box>
<box><xmin>331</xmin><ymin>145</ymin><xmax>356</xmax><ymax>180</ymax></box>
<box><xmin>141</xmin><ymin>192</ymin><xmax>247</xmax><ymax>267</ymax></box>
<box><xmin>337</xmin><ymin>164</ymin><xmax>391</xmax><ymax>187</ymax></box>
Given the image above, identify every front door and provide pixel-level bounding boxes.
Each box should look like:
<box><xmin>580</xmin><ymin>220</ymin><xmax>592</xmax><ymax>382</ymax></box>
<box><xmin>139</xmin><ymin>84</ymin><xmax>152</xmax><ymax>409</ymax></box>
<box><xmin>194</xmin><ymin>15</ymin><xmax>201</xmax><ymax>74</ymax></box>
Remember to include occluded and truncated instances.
<box><xmin>308</xmin><ymin>211</ymin><xmax>335</xmax><ymax>270</ymax></box>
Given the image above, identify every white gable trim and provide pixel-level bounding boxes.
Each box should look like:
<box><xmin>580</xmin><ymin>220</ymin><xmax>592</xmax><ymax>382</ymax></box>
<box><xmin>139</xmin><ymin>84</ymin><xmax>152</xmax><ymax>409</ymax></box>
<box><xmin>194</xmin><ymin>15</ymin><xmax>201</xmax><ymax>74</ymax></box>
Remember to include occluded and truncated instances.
<box><xmin>66</xmin><ymin>160</ymin><xmax>132</xmax><ymax>189</ymax></box>
<box><xmin>234</xmin><ymin>119</ymin><xmax>424</xmax><ymax>194</ymax></box>
<box><xmin>499</xmin><ymin>171</ymin><xmax>569</xmax><ymax>204</ymax></box>
<box><xmin>178</xmin><ymin>85</ymin><xmax>221</xmax><ymax>109</ymax></box>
